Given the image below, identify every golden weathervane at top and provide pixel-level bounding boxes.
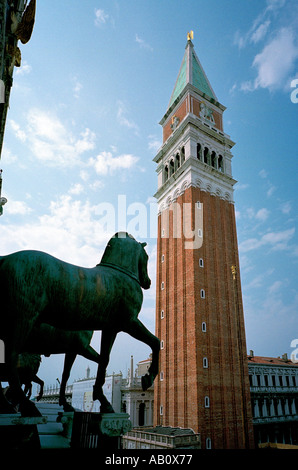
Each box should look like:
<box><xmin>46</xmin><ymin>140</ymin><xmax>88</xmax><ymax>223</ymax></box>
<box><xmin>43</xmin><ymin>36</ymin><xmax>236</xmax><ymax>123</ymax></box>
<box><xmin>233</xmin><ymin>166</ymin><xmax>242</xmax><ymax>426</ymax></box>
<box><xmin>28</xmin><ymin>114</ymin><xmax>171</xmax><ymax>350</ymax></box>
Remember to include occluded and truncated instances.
<box><xmin>187</xmin><ymin>30</ymin><xmax>194</xmax><ymax>41</ymax></box>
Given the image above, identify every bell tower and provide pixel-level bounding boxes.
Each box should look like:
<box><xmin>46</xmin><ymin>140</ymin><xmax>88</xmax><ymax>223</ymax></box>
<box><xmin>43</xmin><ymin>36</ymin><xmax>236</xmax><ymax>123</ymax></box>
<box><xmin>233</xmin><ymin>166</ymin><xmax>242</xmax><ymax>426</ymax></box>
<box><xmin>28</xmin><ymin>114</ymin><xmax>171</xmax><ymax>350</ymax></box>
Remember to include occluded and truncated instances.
<box><xmin>153</xmin><ymin>34</ymin><xmax>254</xmax><ymax>449</ymax></box>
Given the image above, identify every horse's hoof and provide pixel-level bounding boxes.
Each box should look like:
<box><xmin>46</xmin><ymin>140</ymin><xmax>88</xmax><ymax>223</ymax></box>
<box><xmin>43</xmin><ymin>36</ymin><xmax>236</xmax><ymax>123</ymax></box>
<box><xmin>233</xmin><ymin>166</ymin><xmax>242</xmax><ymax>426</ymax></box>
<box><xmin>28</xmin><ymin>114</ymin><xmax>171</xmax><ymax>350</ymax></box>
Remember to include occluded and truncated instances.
<box><xmin>141</xmin><ymin>374</ymin><xmax>152</xmax><ymax>391</ymax></box>
<box><xmin>100</xmin><ymin>403</ymin><xmax>115</xmax><ymax>413</ymax></box>
<box><xmin>63</xmin><ymin>403</ymin><xmax>75</xmax><ymax>412</ymax></box>
<box><xmin>19</xmin><ymin>400</ymin><xmax>42</xmax><ymax>417</ymax></box>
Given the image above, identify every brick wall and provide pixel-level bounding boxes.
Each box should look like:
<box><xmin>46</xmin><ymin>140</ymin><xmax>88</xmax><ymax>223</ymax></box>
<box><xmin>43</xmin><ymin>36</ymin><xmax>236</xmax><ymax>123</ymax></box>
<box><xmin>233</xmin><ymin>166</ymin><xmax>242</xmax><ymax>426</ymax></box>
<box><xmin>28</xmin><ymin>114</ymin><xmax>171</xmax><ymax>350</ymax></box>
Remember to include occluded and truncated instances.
<box><xmin>154</xmin><ymin>186</ymin><xmax>254</xmax><ymax>449</ymax></box>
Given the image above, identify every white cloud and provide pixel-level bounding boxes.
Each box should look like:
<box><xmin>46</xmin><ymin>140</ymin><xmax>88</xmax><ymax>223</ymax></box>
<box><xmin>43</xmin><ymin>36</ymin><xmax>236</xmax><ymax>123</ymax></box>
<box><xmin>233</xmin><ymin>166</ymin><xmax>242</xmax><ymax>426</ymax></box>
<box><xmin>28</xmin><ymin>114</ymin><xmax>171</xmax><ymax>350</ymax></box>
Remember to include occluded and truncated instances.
<box><xmin>1</xmin><ymin>195</ymin><xmax>112</xmax><ymax>265</ymax></box>
<box><xmin>280</xmin><ymin>201</ymin><xmax>292</xmax><ymax>214</ymax></box>
<box><xmin>148</xmin><ymin>135</ymin><xmax>161</xmax><ymax>153</ymax></box>
<box><xmin>239</xmin><ymin>228</ymin><xmax>295</xmax><ymax>253</ymax></box>
<box><xmin>15</xmin><ymin>60</ymin><xmax>32</xmax><ymax>75</ymax></box>
<box><xmin>268</xmin><ymin>280</ymin><xmax>283</xmax><ymax>294</ymax></box>
<box><xmin>88</xmin><ymin>151</ymin><xmax>139</xmax><ymax>176</ymax></box>
<box><xmin>255</xmin><ymin>208</ymin><xmax>270</xmax><ymax>222</ymax></box>
<box><xmin>68</xmin><ymin>183</ymin><xmax>84</xmax><ymax>195</ymax></box>
<box><xmin>251</xmin><ymin>20</ymin><xmax>271</xmax><ymax>44</ymax></box>
<box><xmin>117</xmin><ymin>101</ymin><xmax>139</xmax><ymax>134</ymax></box>
<box><xmin>10</xmin><ymin>119</ymin><xmax>26</xmax><ymax>142</ymax></box>
<box><xmin>135</xmin><ymin>34</ymin><xmax>153</xmax><ymax>52</ymax></box>
<box><xmin>233</xmin><ymin>0</ymin><xmax>285</xmax><ymax>49</ymax></box>
<box><xmin>252</xmin><ymin>28</ymin><xmax>298</xmax><ymax>91</ymax></box>
<box><xmin>94</xmin><ymin>9</ymin><xmax>109</xmax><ymax>27</ymax></box>
<box><xmin>11</xmin><ymin>108</ymin><xmax>96</xmax><ymax>167</ymax></box>
<box><xmin>72</xmin><ymin>77</ymin><xmax>83</xmax><ymax>98</ymax></box>
<box><xmin>5</xmin><ymin>198</ymin><xmax>32</xmax><ymax>215</ymax></box>
<box><xmin>259</xmin><ymin>169</ymin><xmax>268</xmax><ymax>178</ymax></box>
<box><xmin>245</xmin><ymin>207</ymin><xmax>270</xmax><ymax>222</ymax></box>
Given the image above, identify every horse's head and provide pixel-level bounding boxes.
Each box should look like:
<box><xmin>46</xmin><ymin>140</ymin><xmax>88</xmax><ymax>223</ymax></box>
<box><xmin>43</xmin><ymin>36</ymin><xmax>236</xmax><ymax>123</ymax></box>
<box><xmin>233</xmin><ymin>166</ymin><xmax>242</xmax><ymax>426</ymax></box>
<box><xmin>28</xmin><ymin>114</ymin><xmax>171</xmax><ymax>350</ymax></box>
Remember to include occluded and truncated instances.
<box><xmin>100</xmin><ymin>233</ymin><xmax>151</xmax><ymax>289</ymax></box>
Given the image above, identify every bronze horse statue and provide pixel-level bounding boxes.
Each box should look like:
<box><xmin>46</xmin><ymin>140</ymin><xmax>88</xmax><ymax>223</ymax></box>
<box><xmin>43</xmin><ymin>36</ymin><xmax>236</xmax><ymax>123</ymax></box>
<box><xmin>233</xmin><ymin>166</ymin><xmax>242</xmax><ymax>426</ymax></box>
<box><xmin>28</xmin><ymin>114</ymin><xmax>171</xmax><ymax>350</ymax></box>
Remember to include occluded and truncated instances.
<box><xmin>0</xmin><ymin>325</ymin><xmax>99</xmax><ymax>412</ymax></box>
<box><xmin>0</xmin><ymin>232</ymin><xmax>160</xmax><ymax>416</ymax></box>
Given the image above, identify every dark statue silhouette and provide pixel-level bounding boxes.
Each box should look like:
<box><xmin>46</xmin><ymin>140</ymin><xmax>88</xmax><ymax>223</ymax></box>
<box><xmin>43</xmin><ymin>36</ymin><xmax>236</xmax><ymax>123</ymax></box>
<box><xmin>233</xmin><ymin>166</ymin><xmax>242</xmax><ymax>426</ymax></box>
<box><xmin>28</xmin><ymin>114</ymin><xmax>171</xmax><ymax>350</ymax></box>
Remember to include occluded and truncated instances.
<box><xmin>0</xmin><ymin>325</ymin><xmax>99</xmax><ymax>412</ymax></box>
<box><xmin>0</xmin><ymin>232</ymin><xmax>160</xmax><ymax>416</ymax></box>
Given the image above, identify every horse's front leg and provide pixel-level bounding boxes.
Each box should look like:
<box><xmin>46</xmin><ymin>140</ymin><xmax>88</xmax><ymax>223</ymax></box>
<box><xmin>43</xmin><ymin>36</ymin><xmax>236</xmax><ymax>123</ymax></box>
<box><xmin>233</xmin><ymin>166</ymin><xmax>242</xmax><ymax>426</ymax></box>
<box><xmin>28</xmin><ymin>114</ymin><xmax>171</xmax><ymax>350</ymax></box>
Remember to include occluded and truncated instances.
<box><xmin>93</xmin><ymin>328</ymin><xmax>117</xmax><ymax>413</ymax></box>
<box><xmin>123</xmin><ymin>318</ymin><xmax>160</xmax><ymax>391</ymax></box>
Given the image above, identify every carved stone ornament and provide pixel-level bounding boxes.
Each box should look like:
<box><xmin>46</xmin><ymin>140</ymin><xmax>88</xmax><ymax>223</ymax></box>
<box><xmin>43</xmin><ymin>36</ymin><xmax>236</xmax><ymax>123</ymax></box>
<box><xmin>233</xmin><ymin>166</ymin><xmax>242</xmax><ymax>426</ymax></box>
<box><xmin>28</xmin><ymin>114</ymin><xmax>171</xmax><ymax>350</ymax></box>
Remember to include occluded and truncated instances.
<box><xmin>100</xmin><ymin>413</ymin><xmax>132</xmax><ymax>437</ymax></box>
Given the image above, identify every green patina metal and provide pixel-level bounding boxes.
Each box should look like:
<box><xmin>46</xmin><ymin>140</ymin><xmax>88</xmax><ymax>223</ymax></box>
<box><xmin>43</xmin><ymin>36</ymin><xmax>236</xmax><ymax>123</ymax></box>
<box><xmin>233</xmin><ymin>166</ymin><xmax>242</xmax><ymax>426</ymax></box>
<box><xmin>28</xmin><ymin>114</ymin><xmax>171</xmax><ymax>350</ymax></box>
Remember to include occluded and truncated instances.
<box><xmin>168</xmin><ymin>42</ymin><xmax>216</xmax><ymax>110</ymax></box>
<box><xmin>192</xmin><ymin>52</ymin><xmax>215</xmax><ymax>99</ymax></box>
<box><xmin>168</xmin><ymin>55</ymin><xmax>187</xmax><ymax>108</ymax></box>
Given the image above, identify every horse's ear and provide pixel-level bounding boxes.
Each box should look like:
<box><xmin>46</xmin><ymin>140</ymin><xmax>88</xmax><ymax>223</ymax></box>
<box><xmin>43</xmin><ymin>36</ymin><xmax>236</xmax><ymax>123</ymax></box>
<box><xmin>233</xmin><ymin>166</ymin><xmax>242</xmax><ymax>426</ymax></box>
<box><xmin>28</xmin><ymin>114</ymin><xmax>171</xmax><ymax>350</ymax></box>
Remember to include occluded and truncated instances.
<box><xmin>141</xmin><ymin>242</ymin><xmax>147</xmax><ymax>248</ymax></box>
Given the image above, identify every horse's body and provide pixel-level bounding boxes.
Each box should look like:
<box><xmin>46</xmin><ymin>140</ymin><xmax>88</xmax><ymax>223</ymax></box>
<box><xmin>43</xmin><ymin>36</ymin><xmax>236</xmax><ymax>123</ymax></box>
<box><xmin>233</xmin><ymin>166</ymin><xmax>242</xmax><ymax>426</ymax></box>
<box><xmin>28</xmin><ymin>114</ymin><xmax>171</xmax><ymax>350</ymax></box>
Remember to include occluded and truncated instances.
<box><xmin>0</xmin><ymin>233</ymin><xmax>160</xmax><ymax>416</ymax></box>
<box><xmin>22</xmin><ymin>324</ymin><xmax>99</xmax><ymax>410</ymax></box>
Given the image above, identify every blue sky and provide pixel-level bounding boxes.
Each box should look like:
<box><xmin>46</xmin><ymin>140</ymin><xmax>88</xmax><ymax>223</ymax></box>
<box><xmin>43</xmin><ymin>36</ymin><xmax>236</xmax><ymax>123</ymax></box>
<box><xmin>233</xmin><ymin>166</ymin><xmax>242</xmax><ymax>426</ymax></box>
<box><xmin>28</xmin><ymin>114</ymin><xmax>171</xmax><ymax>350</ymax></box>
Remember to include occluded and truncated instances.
<box><xmin>1</xmin><ymin>0</ymin><xmax>297</xmax><ymax>387</ymax></box>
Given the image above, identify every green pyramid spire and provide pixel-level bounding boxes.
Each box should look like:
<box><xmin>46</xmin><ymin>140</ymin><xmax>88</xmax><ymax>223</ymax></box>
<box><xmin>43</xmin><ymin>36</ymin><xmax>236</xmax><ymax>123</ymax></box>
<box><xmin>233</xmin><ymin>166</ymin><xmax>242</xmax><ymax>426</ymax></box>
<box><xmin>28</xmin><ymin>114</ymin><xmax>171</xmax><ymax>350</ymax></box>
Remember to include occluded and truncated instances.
<box><xmin>168</xmin><ymin>38</ymin><xmax>217</xmax><ymax>109</ymax></box>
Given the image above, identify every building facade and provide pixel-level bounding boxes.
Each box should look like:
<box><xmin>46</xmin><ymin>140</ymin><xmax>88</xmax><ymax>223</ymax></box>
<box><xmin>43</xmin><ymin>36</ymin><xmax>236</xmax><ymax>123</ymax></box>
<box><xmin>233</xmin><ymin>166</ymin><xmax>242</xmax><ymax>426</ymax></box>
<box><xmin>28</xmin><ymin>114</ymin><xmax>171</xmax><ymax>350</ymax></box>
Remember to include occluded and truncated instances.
<box><xmin>248</xmin><ymin>352</ymin><xmax>298</xmax><ymax>446</ymax></box>
<box><xmin>153</xmin><ymin>36</ymin><xmax>254</xmax><ymax>449</ymax></box>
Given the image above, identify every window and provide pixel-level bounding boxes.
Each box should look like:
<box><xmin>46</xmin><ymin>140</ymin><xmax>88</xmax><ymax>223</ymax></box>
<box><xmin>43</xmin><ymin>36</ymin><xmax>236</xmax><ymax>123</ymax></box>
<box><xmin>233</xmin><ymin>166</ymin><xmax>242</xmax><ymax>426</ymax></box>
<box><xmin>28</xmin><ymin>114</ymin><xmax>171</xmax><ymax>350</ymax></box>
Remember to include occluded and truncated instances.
<box><xmin>203</xmin><ymin>357</ymin><xmax>208</xmax><ymax>368</ymax></box>
<box><xmin>161</xmin><ymin>228</ymin><xmax>165</xmax><ymax>237</ymax></box>
<box><xmin>161</xmin><ymin>310</ymin><xmax>164</xmax><ymax>319</ymax></box>
<box><xmin>199</xmin><ymin>258</ymin><xmax>204</xmax><ymax>267</ymax></box>
<box><xmin>160</xmin><ymin>371</ymin><xmax>164</xmax><ymax>381</ymax></box>
<box><xmin>206</xmin><ymin>438</ymin><xmax>212</xmax><ymax>449</ymax></box>
<box><xmin>204</xmin><ymin>396</ymin><xmax>210</xmax><ymax>408</ymax></box>
<box><xmin>196</xmin><ymin>201</ymin><xmax>202</xmax><ymax>209</ymax></box>
<box><xmin>198</xmin><ymin>229</ymin><xmax>203</xmax><ymax>238</ymax></box>
<box><xmin>202</xmin><ymin>322</ymin><xmax>207</xmax><ymax>332</ymax></box>
<box><xmin>200</xmin><ymin>289</ymin><xmax>205</xmax><ymax>299</ymax></box>
<box><xmin>272</xmin><ymin>375</ymin><xmax>276</xmax><ymax>387</ymax></box>
<box><xmin>160</xmin><ymin>405</ymin><xmax>163</xmax><ymax>415</ymax></box>
<box><xmin>161</xmin><ymin>282</ymin><xmax>165</xmax><ymax>290</ymax></box>
<box><xmin>161</xmin><ymin>340</ymin><xmax>164</xmax><ymax>349</ymax></box>
<box><xmin>161</xmin><ymin>254</ymin><xmax>165</xmax><ymax>263</ymax></box>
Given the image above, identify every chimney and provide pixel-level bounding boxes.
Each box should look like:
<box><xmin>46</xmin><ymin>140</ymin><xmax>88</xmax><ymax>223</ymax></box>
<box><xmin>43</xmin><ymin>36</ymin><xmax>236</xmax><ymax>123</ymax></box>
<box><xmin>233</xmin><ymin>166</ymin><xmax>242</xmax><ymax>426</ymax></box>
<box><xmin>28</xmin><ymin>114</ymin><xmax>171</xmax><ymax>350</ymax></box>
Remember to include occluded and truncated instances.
<box><xmin>249</xmin><ymin>350</ymin><xmax>254</xmax><ymax>358</ymax></box>
<box><xmin>282</xmin><ymin>353</ymin><xmax>288</xmax><ymax>362</ymax></box>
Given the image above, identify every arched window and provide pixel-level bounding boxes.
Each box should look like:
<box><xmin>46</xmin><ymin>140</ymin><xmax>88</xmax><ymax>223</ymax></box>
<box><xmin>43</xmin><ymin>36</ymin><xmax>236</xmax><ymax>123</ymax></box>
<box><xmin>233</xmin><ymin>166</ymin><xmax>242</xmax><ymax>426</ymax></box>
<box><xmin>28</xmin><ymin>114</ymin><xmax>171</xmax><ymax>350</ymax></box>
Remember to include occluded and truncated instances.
<box><xmin>203</xmin><ymin>357</ymin><xmax>208</xmax><ymax>368</ymax></box>
<box><xmin>175</xmin><ymin>152</ymin><xmax>180</xmax><ymax>170</ymax></box>
<box><xmin>197</xmin><ymin>143</ymin><xmax>202</xmax><ymax>161</ymax></box>
<box><xmin>202</xmin><ymin>322</ymin><xmax>207</xmax><ymax>332</ymax></box>
<box><xmin>205</xmin><ymin>396</ymin><xmax>210</xmax><ymax>408</ymax></box>
<box><xmin>199</xmin><ymin>258</ymin><xmax>204</xmax><ymax>267</ymax></box>
<box><xmin>161</xmin><ymin>310</ymin><xmax>164</xmax><ymax>319</ymax></box>
<box><xmin>200</xmin><ymin>289</ymin><xmax>205</xmax><ymax>299</ymax></box>
<box><xmin>206</xmin><ymin>437</ymin><xmax>212</xmax><ymax>449</ymax></box>
<box><xmin>169</xmin><ymin>159</ymin><xmax>175</xmax><ymax>177</ymax></box>
<box><xmin>181</xmin><ymin>146</ymin><xmax>185</xmax><ymax>164</ymax></box>
<box><xmin>211</xmin><ymin>151</ymin><xmax>216</xmax><ymax>168</ymax></box>
<box><xmin>204</xmin><ymin>147</ymin><xmax>210</xmax><ymax>165</ymax></box>
<box><xmin>218</xmin><ymin>155</ymin><xmax>224</xmax><ymax>172</ymax></box>
<box><xmin>164</xmin><ymin>165</ymin><xmax>169</xmax><ymax>182</ymax></box>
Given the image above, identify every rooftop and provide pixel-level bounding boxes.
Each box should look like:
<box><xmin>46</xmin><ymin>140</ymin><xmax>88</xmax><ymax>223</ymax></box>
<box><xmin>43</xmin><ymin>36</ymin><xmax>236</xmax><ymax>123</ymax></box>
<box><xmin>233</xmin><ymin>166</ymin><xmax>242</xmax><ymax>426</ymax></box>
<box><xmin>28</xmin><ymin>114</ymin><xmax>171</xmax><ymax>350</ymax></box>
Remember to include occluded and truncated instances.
<box><xmin>247</xmin><ymin>353</ymin><xmax>298</xmax><ymax>367</ymax></box>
